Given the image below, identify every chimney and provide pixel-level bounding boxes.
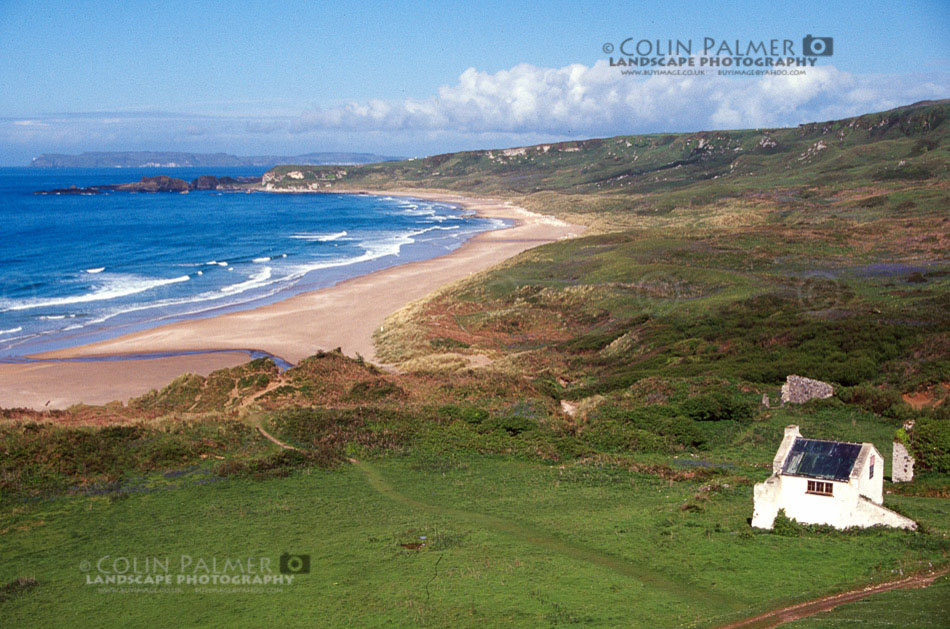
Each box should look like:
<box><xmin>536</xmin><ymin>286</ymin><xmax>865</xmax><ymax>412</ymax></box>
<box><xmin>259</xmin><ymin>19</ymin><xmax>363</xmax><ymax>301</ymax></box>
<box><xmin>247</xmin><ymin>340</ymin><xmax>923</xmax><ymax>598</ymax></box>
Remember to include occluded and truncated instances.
<box><xmin>772</xmin><ymin>425</ymin><xmax>802</xmax><ymax>473</ymax></box>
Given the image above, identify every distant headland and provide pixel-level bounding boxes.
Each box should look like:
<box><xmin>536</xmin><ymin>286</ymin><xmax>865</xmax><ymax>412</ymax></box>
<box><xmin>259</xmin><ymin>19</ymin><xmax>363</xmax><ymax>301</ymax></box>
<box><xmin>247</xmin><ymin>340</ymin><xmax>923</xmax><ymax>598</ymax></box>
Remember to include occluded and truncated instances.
<box><xmin>35</xmin><ymin>174</ymin><xmax>259</xmax><ymax>194</ymax></box>
<box><xmin>28</xmin><ymin>151</ymin><xmax>401</xmax><ymax>168</ymax></box>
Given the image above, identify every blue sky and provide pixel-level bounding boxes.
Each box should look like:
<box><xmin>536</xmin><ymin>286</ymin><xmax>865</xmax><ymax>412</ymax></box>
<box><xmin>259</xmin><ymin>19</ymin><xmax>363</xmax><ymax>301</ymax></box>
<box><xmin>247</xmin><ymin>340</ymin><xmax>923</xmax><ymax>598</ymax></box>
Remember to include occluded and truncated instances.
<box><xmin>0</xmin><ymin>0</ymin><xmax>947</xmax><ymax>164</ymax></box>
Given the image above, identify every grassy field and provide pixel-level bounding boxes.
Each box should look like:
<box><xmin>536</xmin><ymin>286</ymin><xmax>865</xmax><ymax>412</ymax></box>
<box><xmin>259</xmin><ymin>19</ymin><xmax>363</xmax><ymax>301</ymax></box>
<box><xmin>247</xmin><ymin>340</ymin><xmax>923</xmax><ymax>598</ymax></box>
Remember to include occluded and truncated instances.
<box><xmin>2</xmin><ymin>373</ymin><xmax>947</xmax><ymax>626</ymax></box>
<box><xmin>2</xmin><ymin>102</ymin><xmax>948</xmax><ymax>627</ymax></box>
<box><xmin>2</xmin><ymin>451</ymin><xmax>948</xmax><ymax>627</ymax></box>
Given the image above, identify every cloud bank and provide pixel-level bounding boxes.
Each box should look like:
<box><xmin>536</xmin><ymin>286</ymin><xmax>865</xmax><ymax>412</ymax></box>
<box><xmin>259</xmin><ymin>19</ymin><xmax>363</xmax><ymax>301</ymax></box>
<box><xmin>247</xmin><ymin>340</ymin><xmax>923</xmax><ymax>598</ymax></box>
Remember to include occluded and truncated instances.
<box><xmin>291</xmin><ymin>61</ymin><xmax>946</xmax><ymax>134</ymax></box>
<box><xmin>3</xmin><ymin>60</ymin><xmax>946</xmax><ymax>164</ymax></box>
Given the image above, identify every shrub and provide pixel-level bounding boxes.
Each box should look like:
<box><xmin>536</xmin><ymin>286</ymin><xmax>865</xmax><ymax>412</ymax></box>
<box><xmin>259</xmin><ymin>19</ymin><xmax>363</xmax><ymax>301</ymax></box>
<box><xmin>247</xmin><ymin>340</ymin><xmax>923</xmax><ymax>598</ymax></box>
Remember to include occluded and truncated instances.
<box><xmin>486</xmin><ymin>414</ymin><xmax>536</xmax><ymax>436</ymax></box>
<box><xmin>839</xmin><ymin>385</ymin><xmax>907</xmax><ymax>417</ymax></box>
<box><xmin>438</xmin><ymin>404</ymin><xmax>490</xmax><ymax>425</ymax></box>
<box><xmin>591</xmin><ymin>404</ymin><xmax>710</xmax><ymax>450</ymax></box>
<box><xmin>214</xmin><ymin>448</ymin><xmax>340</xmax><ymax>479</ymax></box>
<box><xmin>581</xmin><ymin>422</ymin><xmax>670</xmax><ymax>454</ymax></box>
<box><xmin>770</xmin><ymin>509</ymin><xmax>802</xmax><ymax>536</ymax></box>
<box><xmin>829</xmin><ymin>356</ymin><xmax>878</xmax><ymax>386</ymax></box>
<box><xmin>346</xmin><ymin>380</ymin><xmax>403</xmax><ymax>401</ymax></box>
<box><xmin>909</xmin><ymin>412</ymin><xmax>950</xmax><ymax>473</ymax></box>
<box><xmin>682</xmin><ymin>392</ymin><xmax>753</xmax><ymax>423</ymax></box>
<box><xmin>267</xmin><ymin>407</ymin><xmax>409</xmax><ymax>455</ymax></box>
<box><xmin>873</xmin><ymin>165</ymin><xmax>933</xmax><ymax>180</ymax></box>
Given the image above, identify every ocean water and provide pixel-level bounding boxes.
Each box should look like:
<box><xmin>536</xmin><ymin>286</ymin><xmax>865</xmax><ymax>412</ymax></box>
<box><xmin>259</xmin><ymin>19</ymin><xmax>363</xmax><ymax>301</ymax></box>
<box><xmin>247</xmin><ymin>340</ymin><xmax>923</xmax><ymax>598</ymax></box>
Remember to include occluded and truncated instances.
<box><xmin>0</xmin><ymin>167</ymin><xmax>507</xmax><ymax>358</ymax></box>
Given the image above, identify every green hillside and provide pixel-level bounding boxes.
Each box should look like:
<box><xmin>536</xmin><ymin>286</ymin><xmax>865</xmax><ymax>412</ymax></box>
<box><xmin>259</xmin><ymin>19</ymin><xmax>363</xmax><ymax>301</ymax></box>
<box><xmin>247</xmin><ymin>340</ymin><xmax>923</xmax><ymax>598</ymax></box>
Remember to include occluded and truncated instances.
<box><xmin>2</xmin><ymin>101</ymin><xmax>948</xmax><ymax>627</ymax></box>
<box><xmin>265</xmin><ymin>100</ymin><xmax>947</xmax><ymax>214</ymax></box>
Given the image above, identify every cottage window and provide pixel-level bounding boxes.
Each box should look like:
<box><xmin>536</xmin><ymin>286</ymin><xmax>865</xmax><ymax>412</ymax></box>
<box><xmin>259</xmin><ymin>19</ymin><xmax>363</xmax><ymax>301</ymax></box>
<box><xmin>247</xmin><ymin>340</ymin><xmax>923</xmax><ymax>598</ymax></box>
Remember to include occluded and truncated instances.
<box><xmin>806</xmin><ymin>480</ymin><xmax>833</xmax><ymax>496</ymax></box>
<box><xmin>869</xmin><ymin>455</ymin><xmax>875</xmax><ymax>479</ymax></box>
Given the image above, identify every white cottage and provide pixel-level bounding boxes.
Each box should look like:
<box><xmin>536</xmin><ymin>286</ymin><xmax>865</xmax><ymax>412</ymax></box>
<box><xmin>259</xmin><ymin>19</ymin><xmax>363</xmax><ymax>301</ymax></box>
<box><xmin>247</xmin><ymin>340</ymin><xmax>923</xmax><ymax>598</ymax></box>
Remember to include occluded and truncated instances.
<box><xmin>752</xmin><ymin>425</ymin><xmax>916</xmax><ymax>530</ymax></box>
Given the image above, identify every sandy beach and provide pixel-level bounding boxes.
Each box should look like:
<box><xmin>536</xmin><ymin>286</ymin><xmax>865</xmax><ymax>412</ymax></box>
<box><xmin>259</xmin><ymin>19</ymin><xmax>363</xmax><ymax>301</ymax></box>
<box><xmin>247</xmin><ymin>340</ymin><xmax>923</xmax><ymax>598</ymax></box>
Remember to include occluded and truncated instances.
<box><xmin>0</xmin><ymin>191</ymin><xmax>581</xmax><ymax>409</ymax></box>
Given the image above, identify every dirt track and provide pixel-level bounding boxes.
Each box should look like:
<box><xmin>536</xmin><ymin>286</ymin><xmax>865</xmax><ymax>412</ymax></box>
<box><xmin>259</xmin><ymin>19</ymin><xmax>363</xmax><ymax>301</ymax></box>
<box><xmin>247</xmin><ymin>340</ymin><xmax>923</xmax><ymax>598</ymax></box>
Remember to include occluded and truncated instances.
<box><xmin>719</xmin><ymin>567</ymin><xmax>949</xmax><ymax>628</ymax></box>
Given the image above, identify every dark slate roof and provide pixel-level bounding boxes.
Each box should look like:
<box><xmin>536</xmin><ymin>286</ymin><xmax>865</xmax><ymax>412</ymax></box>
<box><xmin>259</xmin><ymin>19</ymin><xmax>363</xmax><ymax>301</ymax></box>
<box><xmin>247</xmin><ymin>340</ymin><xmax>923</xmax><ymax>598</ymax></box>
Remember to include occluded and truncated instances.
<box><xmin>781</xmin><ymin>438</ymin><xmax>863</xmax><ymax>482</ymax></box>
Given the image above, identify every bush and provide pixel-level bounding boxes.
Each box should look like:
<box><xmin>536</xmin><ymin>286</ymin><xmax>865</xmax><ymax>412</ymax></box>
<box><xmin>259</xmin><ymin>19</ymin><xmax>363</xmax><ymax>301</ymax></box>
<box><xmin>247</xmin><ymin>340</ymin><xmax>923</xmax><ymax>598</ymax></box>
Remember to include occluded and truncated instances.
<box><xmin>214</xmin><ymin>448</ymin><xmax>340</xmax><ymax>479</ymax></box>
<box><xmin>346</xmin><ymin>380</ymin><xmax>403</xmax><ymax>401</ymax></box>
<box><xmin>768</xmin><ymin>509</ymin><xmax>911</xmax><ymax>537</ymax></box>
<box><xmin>438</xmin><ymin>404</ymin><xmax>490</xmax><ymax>425</ymax></box>
<box><xmin>586</xmin><ymin>404</ymin><xmax>707</xmax><ymax>451</ymax></box>
<box><xmin>486</xmin><ymin>414</ymin><xmax>536</xmax><ymax>436</ymax></box>
<box><xmin>581</xmin><ymin>422</ymin><xmax>670</xmax><ymax>454</ymax></box>
<box><xmin>839</xmin><ymin>385</ymin><xmax>908</xmax><ymax>417</ymax></box>
<box><xmin>682</xmin><ymin>392</ymin><xmax>753</xmax><ymax>423</ymax></box>
<box><xmin>0</xmin><ymin>420</ymin><xmax>261</xmax><ymax>500</ymax></box>
<box><xmin>770</xmin><ymin>509</ymin><xmax>803</xmax><ymax>536</ymax></box>
<box><xmin>873</xmin><ymin>165</ymin><xmax>934</xmax><ymax>180</ymax></box>
<box><xmin>829</xmin><ymin>356</ymin><xmax>878</xmax><ymax>386</ymax></box>
<box><xmin>438</xmin><ymin>404</ymin><xmax>488</xmax><ymax>426</ymax></box>
<box><xmin>910</xmin><ymin>412</ymin><xmax>950</xmax><ymax>473</ymax></box>
<box><xmin>267</xmin><ymin>407</ymin><xmax>410</xmax><ymax>455</ymax></box>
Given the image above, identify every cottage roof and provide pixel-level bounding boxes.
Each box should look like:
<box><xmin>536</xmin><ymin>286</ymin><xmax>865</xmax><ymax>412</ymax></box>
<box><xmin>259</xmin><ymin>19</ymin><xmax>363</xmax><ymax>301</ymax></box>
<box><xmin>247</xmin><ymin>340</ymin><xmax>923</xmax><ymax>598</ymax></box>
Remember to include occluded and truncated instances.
<box><xmin>781</xmin><ymin>438</ymin><xmax>863</xmax><ymax>482</ymax></box>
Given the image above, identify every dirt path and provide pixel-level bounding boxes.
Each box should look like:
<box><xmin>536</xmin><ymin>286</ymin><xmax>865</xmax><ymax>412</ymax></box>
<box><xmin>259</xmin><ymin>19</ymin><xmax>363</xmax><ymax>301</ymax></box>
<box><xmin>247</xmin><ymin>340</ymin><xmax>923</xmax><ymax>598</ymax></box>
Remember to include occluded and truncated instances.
<box><xmin>255</xmin><ymin>425</ymin><xmax>298</xmax><ymax>451</ymax></box>
<box><xmin>240</xmin><ymin>381</ymin><xmax>284</xmax><ymax>409</ymax></box>
<box><xmin>719</xmin><ymin>567</ymin><xmax>950</xmax><ymax>628</ymax></box>
<box><xmin>352</xmin><ymin>459</ymin><xmax>730</xmax><ymax>609</ymax></box>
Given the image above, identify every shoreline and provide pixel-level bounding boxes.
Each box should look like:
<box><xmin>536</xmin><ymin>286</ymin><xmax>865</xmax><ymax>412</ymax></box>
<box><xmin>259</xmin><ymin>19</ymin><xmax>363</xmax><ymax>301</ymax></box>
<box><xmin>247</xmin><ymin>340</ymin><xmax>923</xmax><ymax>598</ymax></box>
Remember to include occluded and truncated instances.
<box><xmin>0</xmin><ymin>190</ymin><xmax>582</xmax><ymax>409</ymax></box>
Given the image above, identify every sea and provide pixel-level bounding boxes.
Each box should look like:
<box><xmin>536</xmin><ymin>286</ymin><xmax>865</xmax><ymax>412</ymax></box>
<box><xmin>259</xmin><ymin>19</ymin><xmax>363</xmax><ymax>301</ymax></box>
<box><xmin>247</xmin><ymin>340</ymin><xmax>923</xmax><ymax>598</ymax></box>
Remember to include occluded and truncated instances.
<box><xmin>0</xmin><ymin>167</ymin><xmax>507</xmax><ymax>359</ymax></box>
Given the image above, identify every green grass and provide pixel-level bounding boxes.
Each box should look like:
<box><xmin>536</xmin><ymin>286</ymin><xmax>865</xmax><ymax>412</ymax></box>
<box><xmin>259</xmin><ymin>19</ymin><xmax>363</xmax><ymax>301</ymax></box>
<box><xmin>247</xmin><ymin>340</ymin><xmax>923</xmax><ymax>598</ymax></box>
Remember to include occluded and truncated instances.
<box><xmin>1</xmin><ymin>455</ymin><xmax>946</xmax><ymax>628</ymax></box>
<box><xmin>786</xmin><ymin>574</ymin><xmax>950</xmax><ymax>628</ymax></box>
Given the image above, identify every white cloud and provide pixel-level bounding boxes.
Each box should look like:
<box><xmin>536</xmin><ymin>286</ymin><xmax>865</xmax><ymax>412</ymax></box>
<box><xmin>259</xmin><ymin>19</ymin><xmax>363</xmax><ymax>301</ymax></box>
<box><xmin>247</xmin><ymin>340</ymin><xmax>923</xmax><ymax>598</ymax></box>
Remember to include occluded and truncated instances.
<box><xmin>289</xmin><ymin>61</ymin><xmax>948</xmax><ymax>136</ymax></box>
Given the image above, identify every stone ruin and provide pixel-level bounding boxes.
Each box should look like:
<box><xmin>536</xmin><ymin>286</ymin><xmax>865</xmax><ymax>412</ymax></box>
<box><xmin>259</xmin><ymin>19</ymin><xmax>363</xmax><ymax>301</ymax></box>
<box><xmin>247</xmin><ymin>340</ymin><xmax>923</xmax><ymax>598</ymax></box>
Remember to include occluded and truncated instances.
<box><xmin>892</xmin><ymin>420</ymin><xmax>915</xmax><ymax>483</ymax></box>
<box><xmin>780</xmin><ymin>375</ymin><xmax>834</xmax><ymax>405</ymax></box>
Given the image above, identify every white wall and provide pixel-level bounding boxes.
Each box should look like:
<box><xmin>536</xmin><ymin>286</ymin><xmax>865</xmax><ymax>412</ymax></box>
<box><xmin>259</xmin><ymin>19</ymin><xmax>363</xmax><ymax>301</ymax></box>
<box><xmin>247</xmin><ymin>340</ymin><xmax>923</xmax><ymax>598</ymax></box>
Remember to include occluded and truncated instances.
<box><xmin>753</xmin><ymin>470</ymin><xmax>915</xmax><ymax>530</ymax></box>
<box><xmin>851</xmin><ymin>445</ymin><xmax>883</xmax><ymax>504</ymax></box>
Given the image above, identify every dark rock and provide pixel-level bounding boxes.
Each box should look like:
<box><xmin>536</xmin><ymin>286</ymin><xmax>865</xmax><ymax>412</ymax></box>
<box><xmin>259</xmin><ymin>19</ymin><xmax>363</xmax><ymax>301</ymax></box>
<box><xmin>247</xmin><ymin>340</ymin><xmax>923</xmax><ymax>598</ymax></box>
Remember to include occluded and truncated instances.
<box><xmin>115</xmin><ymin>176</ymin><xmax>190</xmax><ymax>192</ymax></box>
<box><xmin>192</xmin><ymin>175</ymin><xmax>229</xmax><ymax>190</ymax></box>
<box><xmin>189</xmin><ymin>175</ymin><xmax>255</xmax><ymax>190</ymax></box>
<box><xmin>34</xmin><ymin>185</ymin><xmax>105</xmax><ymax>195</ymax></box>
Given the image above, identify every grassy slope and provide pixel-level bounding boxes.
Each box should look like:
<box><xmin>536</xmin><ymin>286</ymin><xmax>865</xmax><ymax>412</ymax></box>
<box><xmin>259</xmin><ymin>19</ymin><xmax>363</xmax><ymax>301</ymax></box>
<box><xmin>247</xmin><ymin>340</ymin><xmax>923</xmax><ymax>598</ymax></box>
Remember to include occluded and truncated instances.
<box><xmin>2</xmin><ymin>102</ymin><xmax>949</xmax><ymax>627</ymax></box>
<box><xmin>2</xmin><ymin>455</ymin><xmax>948</xmax><ymax>627</ymax></box>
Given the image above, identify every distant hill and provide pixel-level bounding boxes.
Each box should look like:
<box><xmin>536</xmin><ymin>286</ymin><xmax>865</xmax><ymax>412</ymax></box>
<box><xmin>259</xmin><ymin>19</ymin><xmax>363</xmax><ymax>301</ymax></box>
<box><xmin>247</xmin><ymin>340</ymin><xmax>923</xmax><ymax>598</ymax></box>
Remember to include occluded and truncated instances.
<box><xmin>28</xmin><ymin>151</ymin><xmax>400</xmax><ymax>168</ymax></box>
<box><xmin>263</xmin><ymin>99</ymin><xmax>948</xmax><ymax>198</ymax></box>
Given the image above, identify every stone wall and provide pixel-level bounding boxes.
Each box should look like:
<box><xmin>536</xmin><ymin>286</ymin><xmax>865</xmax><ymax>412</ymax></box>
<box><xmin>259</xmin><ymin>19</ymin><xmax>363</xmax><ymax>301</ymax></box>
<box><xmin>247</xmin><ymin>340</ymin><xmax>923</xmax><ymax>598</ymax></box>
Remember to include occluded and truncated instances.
<box><xmin>780</xmin><ymin>375</ymin><xmax>833</xmax><ymax>405</ymax></box>
<box><xmin>892</xmin><ymin>440</ymin><xmax>915</xmax><ymax>482</ymax></box>
<box><xmin>892</xmin><ymin>420</ymin><xmax>915</xmax><ymax>483</ymax></box>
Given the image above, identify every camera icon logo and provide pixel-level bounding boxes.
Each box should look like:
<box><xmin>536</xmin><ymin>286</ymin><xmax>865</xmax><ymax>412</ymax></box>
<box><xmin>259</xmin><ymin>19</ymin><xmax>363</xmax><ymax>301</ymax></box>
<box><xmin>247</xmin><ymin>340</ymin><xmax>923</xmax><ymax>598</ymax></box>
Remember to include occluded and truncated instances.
<box><xmin>803</xmin><ymin>35</ymin><xmax>833</xmax><ymax>56</ymax></box>
<box><xmin>279</xmin><ymin>553</ymin><xmax>311</xmax><ymax>574</ymax></box>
